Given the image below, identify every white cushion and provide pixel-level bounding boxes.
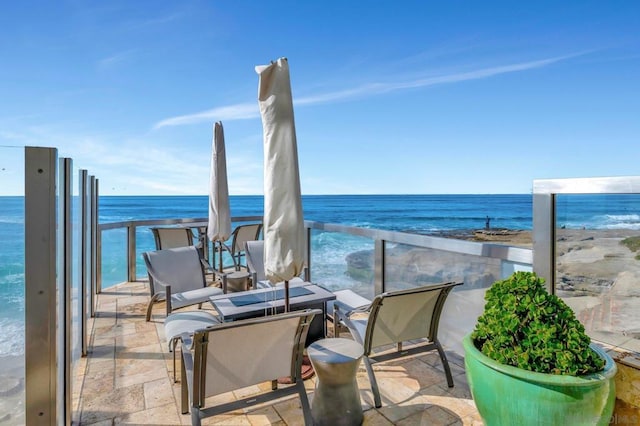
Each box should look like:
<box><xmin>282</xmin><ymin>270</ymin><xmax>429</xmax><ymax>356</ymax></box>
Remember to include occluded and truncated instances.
<box><xmin>171</xmin><ymin>286</ymin><xmax>223</xmax><ymax>310</ymax></box>
<box><xmin>164</xmin><ymin>310</ymin><xmax>220</xmax><ymax>347</ymax></box>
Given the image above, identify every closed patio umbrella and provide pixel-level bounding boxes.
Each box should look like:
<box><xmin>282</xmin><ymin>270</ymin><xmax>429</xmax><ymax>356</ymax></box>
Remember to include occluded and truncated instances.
<box><xmin>256</xmin><ymin>57</ymin><xmax>305</xmax><ymax>312</ymax></box>
<box><xmin>208</xmin><ymin>121</ymin><xmax>232</xmax><ymax>274</ymax></box>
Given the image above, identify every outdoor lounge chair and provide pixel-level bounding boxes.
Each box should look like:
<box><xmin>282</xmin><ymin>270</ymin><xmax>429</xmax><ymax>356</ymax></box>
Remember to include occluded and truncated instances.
<box><xmin>244</xmin><ymin>240</ymin><xmax>307</xmax><ymax>288</ymax></box>
<box><xmin>142</xmin><ymin>246</ymin><xmax>225</xmax><ymax>321</ymax></box>
<box><xmin>226</xmin><ymin>222</ymin><xmax>262</xmax><ymax>271</ymax></box>
<box><xmin>164</xmin><ymin>310</ymin><xmax>219</xmax><ymax>382</ymax></box>
<box><xmin>180</xmin><ymin>309</ymin><xmax>320</xmax><ymax>426</ymax></box>
<box><xmin>333</xmin><ymin>281</ymin><xmax>463</xmax><ymax>408</ymax></box>
<box><xmin>151</xmin><ymin>226</ymin><xmax>198</xmax><ymax>249</ymax></box>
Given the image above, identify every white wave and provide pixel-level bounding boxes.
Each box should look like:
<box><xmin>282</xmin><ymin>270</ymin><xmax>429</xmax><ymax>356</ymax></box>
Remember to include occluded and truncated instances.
<box><xmin>604</xmin><ymin>214</ymin><xmax>640</xmax><ymax>222</ymax></box>
<box><xmin>0</xmin><ymin>216</ymin><xmax>24</xmax><ymax>224</ymax></box>
<box><xmin>601</xmin><ymin>223</ymin><xmax>640</xmax><ymax>230</ymax></box>
<box><xmin>0</xmin><ymin>319</ymin><xmax>24</xmax><ymax>356</ymax></box>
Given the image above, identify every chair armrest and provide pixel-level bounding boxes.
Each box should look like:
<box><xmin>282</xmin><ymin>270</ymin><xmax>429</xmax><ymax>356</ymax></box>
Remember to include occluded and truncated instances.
<box><xmin>147</xmin><ymin>273</ymin><xmax>173</xmax><ymax>314</ymax></box>
<box><xmin>180</xmin><ymin>340</ymin><xmax>195</xmax><ymax>414</ymax></box>
<box><xmin>334</xmin><ymin>299</ymin><xmax>369</xmax><ymax>318</ymax></box>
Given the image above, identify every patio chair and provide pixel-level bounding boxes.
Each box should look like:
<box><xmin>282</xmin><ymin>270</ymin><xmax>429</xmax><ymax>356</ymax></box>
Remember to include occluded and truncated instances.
<box><xmin>226</xmin><ymin>222</ymin><xmax>262</xmax><ymax>271</ymax></box>
<box><xmin>164</xmin><ymin>310</ymin><xmax>220</xmax><ymax>382</ymax></box>
<box><xmin>333</xmin><ymin>281</ymin><xmax>463</xmax><ymax>408</ymax></box>
<box><xmin>244</xmin><ymin>239</ymin><xmax>307</xmax><ymax>289</ymax></box>
<box><xmin>151</xmin><ymin>226</ymin><xmax>197</xmax><ymax>249</ymax></box>
<box><xmin>142</xmin><ymin>246</ymin><xmax>226</xmax><ymax>321</ymax></box>
<box><xmin>180</xmin><ymin>309</ymin><xmax>320</xmax><ymax>426</ymax></box>
<box><xmin>326</xmin><ymin>289</ymin><xmax>371</xmax><ymax>335</ymax></box>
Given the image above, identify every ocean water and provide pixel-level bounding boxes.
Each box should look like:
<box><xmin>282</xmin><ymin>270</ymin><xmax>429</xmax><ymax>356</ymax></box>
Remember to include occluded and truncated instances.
<box><xmin>2</xmin><ymin>193</ymin><xmax>640</xmax><ymax>358</ymax></box>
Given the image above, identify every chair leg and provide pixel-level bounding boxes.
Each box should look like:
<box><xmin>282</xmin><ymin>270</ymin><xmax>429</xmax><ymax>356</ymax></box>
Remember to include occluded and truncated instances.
<box><xmin>180</xmin><ymin>351</ymin><xmax>189</xmax><ymax>414</ymax></box>
<box><xmin>435</xmin><ymin>341</ymin><xmax>455</xmax><ymax>388</ymax></box>
<box><xmin>145</xmin><ymin>293</ymin><xmax>162</xmax><ymax>321</ymax></box>
<box><xmin>297</xmin><ymin>381</ymin><xmax>313</xmax><ymax>425</ymax></box>
<box><xmin>363</xmin><ymin>357</ymin><xmax>382</xmax><ymax>408</ymax></box>
<box><xmin>191</xmin><ymin>410</ymin><xmax>201</xmax><ymax>426</ymax></box>
<box><xmin>171</xmin><ymin>339</ymin><xmax>178</xmax><ymax>383</ymax></box>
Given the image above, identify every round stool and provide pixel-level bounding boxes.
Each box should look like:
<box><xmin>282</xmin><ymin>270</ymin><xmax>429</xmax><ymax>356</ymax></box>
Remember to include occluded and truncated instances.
<box><xmin>226</xmin><ymin>271</ymin><xmax>250</xmax><ymax>292</ymax></box>
<box><xmin>307</xmin><ymin>338</ymin><xmax>364</xmax><ymax>426</ymax></box>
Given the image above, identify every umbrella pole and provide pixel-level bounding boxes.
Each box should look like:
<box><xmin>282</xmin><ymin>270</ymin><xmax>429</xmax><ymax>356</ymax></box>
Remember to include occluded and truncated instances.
<box><xmin>217</xmin><ymin>241</ymin><xmax>224</xmax><ymax>273</ymax></box>
<box><xmin>284</xmin><ymin>280</ymin><xmax>290</xmax><ymax>313</ymax></box>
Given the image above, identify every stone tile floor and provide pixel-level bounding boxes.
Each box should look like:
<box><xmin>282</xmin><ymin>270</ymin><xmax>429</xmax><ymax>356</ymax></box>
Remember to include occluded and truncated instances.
<box><xmin>74</xmin><ymin>281</ymin><xmax>483</xmax><ymax>425</ymax></box>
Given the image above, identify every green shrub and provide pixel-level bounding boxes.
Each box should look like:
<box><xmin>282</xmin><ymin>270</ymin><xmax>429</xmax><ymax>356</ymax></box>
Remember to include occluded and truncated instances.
<box><xmin>471</xmin><ymin>271</ymin><xmax>605</xmax><ymax>376</ymax></box>
<box><xmin>621</xmin><ymin>236</ymin><xmax>640</xmax><ymax>257</ymax></box>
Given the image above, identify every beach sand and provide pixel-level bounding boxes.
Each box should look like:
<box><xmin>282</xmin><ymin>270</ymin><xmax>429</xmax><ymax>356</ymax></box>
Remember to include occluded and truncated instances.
<box><xmin>0</xmin><ymin>355</ymin><xmax>25</xmax><ymax>425</ymax></box>
<box><xmin>432</xmin><ymin>229</ymin><xmax>640</xmax><ymax>353</ymax></box>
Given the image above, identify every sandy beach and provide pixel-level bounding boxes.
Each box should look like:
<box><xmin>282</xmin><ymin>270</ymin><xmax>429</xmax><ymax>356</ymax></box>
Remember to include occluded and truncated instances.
<box><xmin>450</xmin><ymin>228</ymin><xmax>640</xmax><ymax>345</ymax></box>
<box><xmin>0</xmin><ymin>355</ymin><xmax>25</xmax><ymax>425</ymax></box>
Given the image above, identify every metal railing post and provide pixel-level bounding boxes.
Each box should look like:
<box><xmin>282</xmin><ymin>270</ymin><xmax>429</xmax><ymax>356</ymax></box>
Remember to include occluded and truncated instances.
<box><xmin>305</xmin><ymin>226</ymin><xmax>312</xmax><ymax>282</ymax></box>
<box><xmin>58</xmin><ymin>157</ymin><xmax>72</xmax><ymax>426</ymax></box>
<box><xmin>79</xmin><ymin>170</ymin><xmax>88</xmax><ymax>356</ymax></box>
<box><xmin>25</xmin><ymin>146</ymin><xmax>58</xmax><ymax>425</ymax></box>
<box><xmin>128</xmin><ymin>224</ymin><xmax>137</xmax><ymax>282</ymax></box>
<box><xmin>95</xmin><ymin>178</ymin><xmax>101</xmax><ymax>293</ymax></box>
<box><xmin>374</xmin><ymin>239</ymin><xmax>385</xmax><ymax>295</ymax></box>
<box><xmin>532</xmin><ymin>193</ymin><xmax>555</xmax><ymax>293</ymax></box>
<box><xmin>89</xmin><ymin>176</ymin><xmax>96</xmax><ymax>316</ymax></box>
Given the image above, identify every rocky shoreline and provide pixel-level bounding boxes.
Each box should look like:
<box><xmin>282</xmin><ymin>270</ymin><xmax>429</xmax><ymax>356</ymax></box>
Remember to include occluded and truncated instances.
<box><xmin>425</xmin><ymin>228</ymin><xmax>532</xmax><ymax>247</ymax></box>
<box><xmin>345</xmin><ymin>228</ymin><xmax>640</xmax><ymax>343</ymax></box>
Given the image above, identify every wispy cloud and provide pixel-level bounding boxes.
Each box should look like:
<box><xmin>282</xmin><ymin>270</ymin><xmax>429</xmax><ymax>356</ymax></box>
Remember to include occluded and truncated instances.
<box><xmin>153</xmin><ymin>103</ymin><xmax>260</xmax><ymax>129</ymax></box>
<box><xmin>153</xmin><ymin>53</ymin><xmax>579</xmax><ymax>129</ymax></box>
<box><xmin>98</xmin><ymin>49</ymin><xmax>136</xmax><ymax>68</ymax></box>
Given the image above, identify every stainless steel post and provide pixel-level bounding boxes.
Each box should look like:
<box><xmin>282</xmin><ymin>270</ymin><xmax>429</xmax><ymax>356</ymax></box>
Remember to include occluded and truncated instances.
<box><xmin>25</xmin><ymin>146</ymin><xmax>58</xmax><ymax>425</ymax></box>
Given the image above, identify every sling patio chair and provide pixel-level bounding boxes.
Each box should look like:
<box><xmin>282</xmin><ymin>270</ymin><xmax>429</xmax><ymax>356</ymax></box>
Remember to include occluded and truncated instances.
<box><xmin>151</xmin><ymin>226</ymin><xmax>198</xmax><ymax>250</ymax></box>
<box><xmin>142</xmin><ymin>246</ymin><xmax>226</xmax><ymax>321</ymax></box>
<box><xmin>164</xmin><ymin>310</ymin><xmax>220</xmax><ymax>382</ymax></box>
<box><xmin>333</xmin><ymin>281</ymin><xmax>463</xmax><ymax>408</ymax></box>
<box><xmin>244</xmin><ymin>239</ymin><xmax>308</xmax><ymax>289</ymax></box>
<box><xmin>225</xmin><ymin>222</ymin><xmax>262</xmax><ymax>271</ymax></box>
<box><xmin>206</xmin><ymin>223</ymin><xmax>263</xmax><ymax>292</ymax></box>
<box><xmin>180</xmin><ymin>309</ymin><xmax>320</xmax><ymax>426</ymax></box>
<box><xmin>245</xmin><ymin>240</ymin><xmax>369</xmax><ymax>333</ymax></box>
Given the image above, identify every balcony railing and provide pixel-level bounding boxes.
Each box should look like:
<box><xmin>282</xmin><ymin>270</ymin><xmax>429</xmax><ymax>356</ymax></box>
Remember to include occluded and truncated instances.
<box><xmin>18</xmin><ymin>146</ymin><xmax>640</xmax><ymax>424</ymax></box>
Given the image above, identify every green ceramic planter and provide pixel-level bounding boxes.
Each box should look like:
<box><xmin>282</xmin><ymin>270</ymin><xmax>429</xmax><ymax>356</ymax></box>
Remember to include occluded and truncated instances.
<box><xmin>463</xmin><ymin>333</ymin><xmax>617</xmax><ymax>426</ymax></box>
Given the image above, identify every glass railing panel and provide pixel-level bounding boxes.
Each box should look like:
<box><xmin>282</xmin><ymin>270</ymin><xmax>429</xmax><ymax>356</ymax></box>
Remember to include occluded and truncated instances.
<box><xmin>384</xmin><ymin>242</ymin><xmax>533</xmax><ymax>357</ymax></box>
<box><xmin>555</xmin><ymin>193</ymin><xmax>640</xmax><ymax>352</ymax></box>
<box><xmin>0</xmin><ymin>146</ymin><xmax>25</xmax><ymax>424</ymax></box>
<box><xmin>309</xmin><ymin>230</ymin><xmax>375</xmax><ymax>301</ymax></box>
<box><xmin>100</xmin><ymin>228</ymin><xmax>128</xmax><ymax>288</ymax></box>
<box><xmin>383</xmin><ymin>243</ymin><xmax>501</xmax><ymax>291</ymax></box>
<box><xmin>71</xmin><ymin>167</ymin><xmax>82</xmax><ymax>364</ymax></box>
<box><xmin>135</xmin><ymin>226</ymin><xmax>156</xmax><ymax>280</ymax></box>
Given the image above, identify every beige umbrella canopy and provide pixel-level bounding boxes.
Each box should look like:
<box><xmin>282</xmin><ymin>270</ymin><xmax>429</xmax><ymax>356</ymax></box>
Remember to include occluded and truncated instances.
<box><xmin>256</xmin><ymin>57</ymin><xmax>305</xmax><ymax>311</ymax></box>
<box><xmin>207</xmin><ymin>121</ymin><xmax>232</xmax><ymax>272</ymax></box>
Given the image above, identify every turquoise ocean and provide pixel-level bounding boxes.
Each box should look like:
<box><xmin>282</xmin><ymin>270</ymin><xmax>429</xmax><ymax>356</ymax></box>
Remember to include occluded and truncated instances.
<box><xmin>2</xmin><ymin>193</ymin><xmax>640</xmax><ymax>358</ymax></box>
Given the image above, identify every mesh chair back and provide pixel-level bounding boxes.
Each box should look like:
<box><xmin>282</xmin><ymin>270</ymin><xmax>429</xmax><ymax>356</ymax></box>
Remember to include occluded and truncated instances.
<box><xmin>151</xmin><ymin>227</ymin><xmax>194</xmax><ymax>249</ymax></box>
<box><xmin>365</xmin><ymin>282</ymin><xmax>458</xmax><ymax>352</ymax></box>
<box><xmin>143</xmin><ymin>246</ymin><xmax>206</xmax><ymax>295</ymax></box>
<box><xmin>194</xmin><ymin>310</ymin><xmax>316</xmax><ymax>398</ymax></box>
<box><xmin>230</xmin><ymin>223</ymin><xmax>262</xmax><ymax>267</ymax></box>
<box><xmin>245</xmin><ymin>240</ymin><xmax>266</xmax><ymax>282</ymax></box>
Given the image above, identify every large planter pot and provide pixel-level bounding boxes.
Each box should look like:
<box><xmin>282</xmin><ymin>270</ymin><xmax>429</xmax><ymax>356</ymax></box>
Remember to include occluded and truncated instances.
<box><xmin>463</xmin><ymin>333</ymin><xmax>617</xmax><ymax>426</ymax></box>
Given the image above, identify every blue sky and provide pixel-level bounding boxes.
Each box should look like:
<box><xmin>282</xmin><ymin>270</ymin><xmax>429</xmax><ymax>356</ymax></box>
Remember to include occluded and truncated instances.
<box><xmin>1</xmin><ymin>1</ymin><xmax>639</xmax><ymax>196</ymax></box>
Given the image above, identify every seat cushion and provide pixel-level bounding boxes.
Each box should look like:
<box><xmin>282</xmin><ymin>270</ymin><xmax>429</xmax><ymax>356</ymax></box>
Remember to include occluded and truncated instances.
<box><xmin>327</xmin><ymin>289</ymin><xmax>371</xmax><ymax>321</ymax></box>
<box><xmin>171</xmin><ymin>286</ymin><xmax>223</xmax><ymax>310</ymax></box>
<box><xmin>164</xmin><ymin>310</ymin><xmax>220</xmax><ymax>346</ymax></box>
